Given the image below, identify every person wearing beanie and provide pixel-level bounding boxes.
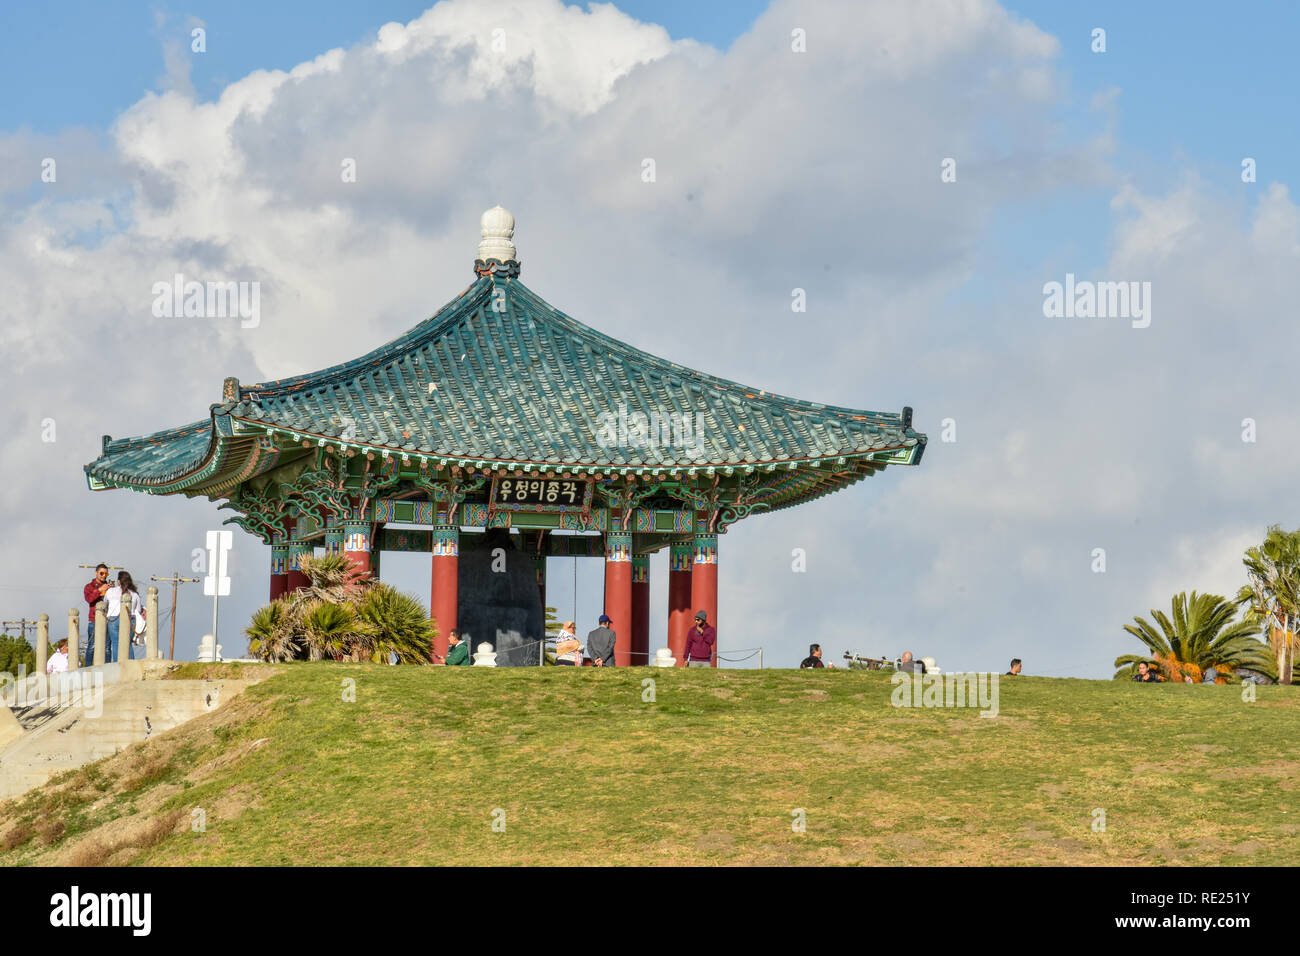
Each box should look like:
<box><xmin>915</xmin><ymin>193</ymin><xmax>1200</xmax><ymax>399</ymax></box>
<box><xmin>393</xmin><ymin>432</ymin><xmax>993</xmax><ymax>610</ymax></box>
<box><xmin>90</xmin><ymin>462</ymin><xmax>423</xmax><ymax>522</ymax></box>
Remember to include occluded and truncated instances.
<box><xmin>683</xmin><ymin>610</ymin><xmax>716</xmax><ymax>667</ymax></box>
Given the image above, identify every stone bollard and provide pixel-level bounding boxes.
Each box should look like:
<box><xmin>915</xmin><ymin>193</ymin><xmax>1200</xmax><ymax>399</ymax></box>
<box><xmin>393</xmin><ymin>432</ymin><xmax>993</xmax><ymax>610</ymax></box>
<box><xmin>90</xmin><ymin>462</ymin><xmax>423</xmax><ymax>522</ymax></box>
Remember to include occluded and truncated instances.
<box><xmin>116</xmin><ymin>593</ymin><xmax>132</xmax><ymax>663</ymax></box>
<box><xmin>67</xmin><ymin>608</ymin><xmax>80</xmax><ymax>671</ymax></box>
<box><xmin>36</xmin><ymin>613</ymin><xmax>49</xmax><ymax>675</ymax></box>
<box><xmin>93</xmin><ymin>601</ymin><xmax>107</xmax><ymax>666</ymax></box>
<box><xmin>146</xmin><ymin>586</ymin><xmax>159</xmax><ymax>659</ymax></box>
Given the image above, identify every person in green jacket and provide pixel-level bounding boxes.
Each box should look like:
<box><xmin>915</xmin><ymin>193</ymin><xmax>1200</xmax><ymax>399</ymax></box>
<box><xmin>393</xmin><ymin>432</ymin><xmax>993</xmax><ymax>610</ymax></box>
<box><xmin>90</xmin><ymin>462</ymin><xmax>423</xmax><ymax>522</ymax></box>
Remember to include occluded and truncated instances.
<box><xmin>439</xmin><ymin>630</ymin><xmax>470</xmax><ymax>666</ymax></box>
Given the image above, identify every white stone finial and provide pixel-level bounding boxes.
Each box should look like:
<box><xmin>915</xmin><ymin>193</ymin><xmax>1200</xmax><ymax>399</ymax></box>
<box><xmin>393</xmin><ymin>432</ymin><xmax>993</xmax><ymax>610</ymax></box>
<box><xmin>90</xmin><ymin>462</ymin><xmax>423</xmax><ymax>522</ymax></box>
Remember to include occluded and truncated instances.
<box><xmin>477</xmin><ymin>205</ymin><xmax>516</xmax><ymax>262</ymax></box>
<box><xmin>653</xmin><ymin>647</ymin><xmax>677</xmax><ymax>667</ymax></box>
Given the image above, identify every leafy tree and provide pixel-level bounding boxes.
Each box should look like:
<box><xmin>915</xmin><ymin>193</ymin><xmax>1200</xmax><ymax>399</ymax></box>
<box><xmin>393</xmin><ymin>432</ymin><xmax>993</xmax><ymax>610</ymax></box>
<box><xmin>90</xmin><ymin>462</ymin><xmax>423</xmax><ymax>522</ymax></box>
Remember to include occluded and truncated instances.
<box><xmin>0</xmin><ymin>635</ymin><xmax>36</xmax><ymax>676</ymax></box>
<box><xmin>245</xmin><ymin>554</ymin><xmax>433</xmax><ymax>663</ymax></box>
<box><xmin>1114</xmin><ymin>591</ymin><xmax>1273</xmax><ymax>682</ymax></box>
<box><xmin>1237</xmin><ymin>525</ymin><xmax>1300</xmax><ymax>685</ymax></box>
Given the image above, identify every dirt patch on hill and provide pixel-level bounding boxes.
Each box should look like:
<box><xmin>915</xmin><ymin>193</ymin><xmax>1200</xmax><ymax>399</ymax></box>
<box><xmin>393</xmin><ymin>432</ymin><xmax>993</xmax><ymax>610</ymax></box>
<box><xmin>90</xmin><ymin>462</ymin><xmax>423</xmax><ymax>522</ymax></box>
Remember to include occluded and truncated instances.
<box><xmin>1</xmin><ymin>681</ymin><xmax>277</xmax><ymax>865</ymax></box>
<box><xmin>54</xmin><ymin>809</ymin><xmax>187</xmax><ymax>866</ymax></box>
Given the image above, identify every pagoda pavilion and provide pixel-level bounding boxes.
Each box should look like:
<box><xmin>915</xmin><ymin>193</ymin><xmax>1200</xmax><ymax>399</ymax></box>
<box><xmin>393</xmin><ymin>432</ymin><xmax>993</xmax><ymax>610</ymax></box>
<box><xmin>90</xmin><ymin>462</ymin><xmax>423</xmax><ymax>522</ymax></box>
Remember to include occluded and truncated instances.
<box><xmin>85</xmin><ymin>207</ymin><xmax>927</xmax><ymax>665</ymax></box>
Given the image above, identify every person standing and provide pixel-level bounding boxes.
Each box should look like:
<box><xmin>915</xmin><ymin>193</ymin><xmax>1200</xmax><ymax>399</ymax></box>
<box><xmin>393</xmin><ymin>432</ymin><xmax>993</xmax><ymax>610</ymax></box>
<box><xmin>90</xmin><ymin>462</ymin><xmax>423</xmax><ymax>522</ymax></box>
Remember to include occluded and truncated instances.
<box><xmin>554</xmin><ymin>620</ymin><xmax>582</xmax><ymax>666</ymax></box>
<box><xmin>585</xmin><ymin>615</ymin><xmax>616</xmax><ymax>667</ymax></box>
<box><xmin>83</xmin><ymin>563</ymin><xmax>111</xmax><ymax>664</ymax></box>
<box><xmin>47</xmin><ymin>639</ymin><xmax>70</xmax><ymax>674</ymax></box>
<box><xmin>682</xmin><ymin>610</ymin><xmax>715</xmax><ymax>667</ymax></box>
<box><xmin>1005</xmin><ymin>658</ymin><xmax>1022</xmax><ymax>676</ymax></box>
<box><xmin>102</xmin><ymin>571</ymin><xmax>144</xmax><ymax>664</ymax></box>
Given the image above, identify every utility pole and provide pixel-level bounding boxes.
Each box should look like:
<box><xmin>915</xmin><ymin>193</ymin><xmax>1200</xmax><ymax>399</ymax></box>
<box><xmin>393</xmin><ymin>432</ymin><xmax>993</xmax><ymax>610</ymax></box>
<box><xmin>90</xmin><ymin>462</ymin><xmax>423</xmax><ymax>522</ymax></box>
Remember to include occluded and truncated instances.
<box><xmin>151</xmin><ymin>573</ymin><xmax>200</xmax><ymax>660</ymax></box>
<box><xmin>1</xmin><ymin>619</ymin><xmax>38</xmax><ymax>641</ymax></box>
<box><xmin>77</xmin><ymin>563</ymin><xmax>125</xmax><ymax>573</ymax></box>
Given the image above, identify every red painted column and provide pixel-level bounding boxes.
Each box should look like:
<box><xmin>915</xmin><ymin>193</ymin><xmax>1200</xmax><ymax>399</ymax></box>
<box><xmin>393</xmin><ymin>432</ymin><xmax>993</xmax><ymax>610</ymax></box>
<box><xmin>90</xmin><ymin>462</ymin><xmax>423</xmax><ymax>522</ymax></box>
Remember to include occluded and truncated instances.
<box><xmin>604</xmin><ymin>530</ymin><xmax>633</xmax><ymax>666</ymax></box>
<box><xmin>343</xmin><ymin>520</ymin><xmax>371</xmax><ymax>576</ymax></box>
<box><xmin>631</xmin><ymin>552</ymin><xmax>649</xmax><ymax>666</ymax></box>
<box><xmin>270</xmin><ymin>534</ymin><xmax>289</xmax><ymax>602</ymax></box>
<box><xmin>691</xmin><ymin>531</ymin><xmax>719</xmax><ymax>667</ymax></box>
<box><xmin>667</xmin><ymin>542</ymin><xmax>692</xmax><ymax>665</ymax></box>
<box><xmin>431</xmin><ymin>525</ymin><xmax>459</xmax><ymax>661</ymax></box>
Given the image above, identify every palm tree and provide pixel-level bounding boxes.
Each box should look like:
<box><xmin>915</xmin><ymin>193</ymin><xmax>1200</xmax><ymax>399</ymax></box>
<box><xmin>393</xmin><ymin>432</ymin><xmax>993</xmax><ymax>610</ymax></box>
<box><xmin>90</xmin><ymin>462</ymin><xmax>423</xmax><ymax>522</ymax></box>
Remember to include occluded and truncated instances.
<box><xmin>1114</xmin><ymin>591</ymin><xmax>1274</xmax><ymax>682</ymax></box>
<box><xmin>301</xmin><ymin>602</ymin><xmax>373</xmax><ymax>661</ymax></box>
<box><xmin>1237</xmin><ymin>525</ymin><xmax>1300</xmax><ymax>685</ymax></box>
<box><xmin>358</xmin><ymin>585</ymin><xmax>437</xmax><ymax>663</ymax></box>
<box><xmin>244</xmin><ymin>552</ymin><xmax>433</xmax><ymax>663</ymax></box>
<box><xmin>246</xmin><ymin>602</ymin><xmax>299</xmax><ymax>662</ymax></box>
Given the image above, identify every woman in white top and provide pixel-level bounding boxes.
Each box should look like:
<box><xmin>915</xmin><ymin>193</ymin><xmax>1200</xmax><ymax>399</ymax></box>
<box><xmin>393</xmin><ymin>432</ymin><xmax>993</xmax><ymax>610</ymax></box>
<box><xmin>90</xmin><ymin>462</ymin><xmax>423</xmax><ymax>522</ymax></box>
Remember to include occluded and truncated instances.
<box><xmin>46</xmin><ymin>639</ymin><xmax>70</xmax><ymax>674</ymax></box>
<box><xmin>554</xmin><ymin>621</ymin><xmax>582</xmax><ymax>666</ymax></box>
<box><xmin>103</xmin><ymin>571</ymin><xmax>145</xmax><ymax>662</ymax></box>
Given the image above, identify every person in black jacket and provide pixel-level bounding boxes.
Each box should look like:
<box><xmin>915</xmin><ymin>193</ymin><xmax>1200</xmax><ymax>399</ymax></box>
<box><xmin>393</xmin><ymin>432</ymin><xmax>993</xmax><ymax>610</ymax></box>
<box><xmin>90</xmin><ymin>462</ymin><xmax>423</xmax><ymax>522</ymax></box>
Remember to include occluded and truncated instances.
<box><xmin>800</xmin><ymin>644</ymin><xmax>833</xmax><ymax>669</ymax></box>
<box><xmin>1132</xmin><ymin>661</ymin><xmax>1162</xmax><ymax>683</ymax></box>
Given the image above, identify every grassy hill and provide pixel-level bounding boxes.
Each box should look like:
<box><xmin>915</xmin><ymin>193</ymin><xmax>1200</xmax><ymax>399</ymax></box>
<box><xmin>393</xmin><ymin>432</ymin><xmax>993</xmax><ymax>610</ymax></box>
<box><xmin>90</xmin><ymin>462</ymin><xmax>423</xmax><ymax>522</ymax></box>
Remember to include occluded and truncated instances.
<box><xmin>2</xmin><ymin>663</ymin><xmax>1296</xmax><ymax>865</ymax></box>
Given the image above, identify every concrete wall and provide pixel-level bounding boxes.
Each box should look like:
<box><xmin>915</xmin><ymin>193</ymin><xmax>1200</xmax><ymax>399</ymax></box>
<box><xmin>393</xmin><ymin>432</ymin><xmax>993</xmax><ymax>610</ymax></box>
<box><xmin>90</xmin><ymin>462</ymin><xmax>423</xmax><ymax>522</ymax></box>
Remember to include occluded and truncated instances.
<box><xmin>0</xmin><ymin>668</ymin><xmax>259</xmax><ymax>800</ymax></box>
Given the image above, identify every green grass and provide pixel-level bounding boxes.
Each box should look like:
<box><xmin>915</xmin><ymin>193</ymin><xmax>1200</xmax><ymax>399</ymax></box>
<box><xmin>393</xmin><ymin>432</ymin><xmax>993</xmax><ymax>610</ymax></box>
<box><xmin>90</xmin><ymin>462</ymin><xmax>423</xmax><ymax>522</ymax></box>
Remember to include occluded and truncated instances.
<box><xmin>2</xmin><ymin>664</ymin><xmax>1296</xmax><ymax>865</ymax></box>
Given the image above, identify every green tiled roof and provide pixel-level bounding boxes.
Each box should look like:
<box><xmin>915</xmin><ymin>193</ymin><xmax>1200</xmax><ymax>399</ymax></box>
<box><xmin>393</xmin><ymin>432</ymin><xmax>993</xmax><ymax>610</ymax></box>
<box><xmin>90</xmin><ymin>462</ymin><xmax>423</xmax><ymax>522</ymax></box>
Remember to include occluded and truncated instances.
<box><xmin>86</xmin><ymin>270</ymin><xmax>925</xmax><ymax>491</ymax></box>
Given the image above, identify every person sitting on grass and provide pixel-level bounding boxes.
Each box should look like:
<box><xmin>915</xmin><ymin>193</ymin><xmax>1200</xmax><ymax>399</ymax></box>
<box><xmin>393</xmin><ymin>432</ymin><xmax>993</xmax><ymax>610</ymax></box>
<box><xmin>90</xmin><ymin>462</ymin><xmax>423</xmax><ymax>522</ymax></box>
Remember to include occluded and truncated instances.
<box><xmin>800</xmin><ymin>643</ymin><xmax>834</xmax><ymax>669</ymax></box>
<box><xmin>1132</xmin><ymin>661</ymin><xmax>1162</xmax><ymax>683</ymax></box>
<box><xmin>1005</xmin><ymin>658</ymin><xmax>1022</xmax><ymax>676</ymax></box>
<box><xmin>434</xmin><ymin>630</ymin><xmax>470</xmax><ymax>666</ymax></box>
<box><xmin>897</xmin><ymin>650</ymin><xmax>925</xmax><ymax>674</ymax></box>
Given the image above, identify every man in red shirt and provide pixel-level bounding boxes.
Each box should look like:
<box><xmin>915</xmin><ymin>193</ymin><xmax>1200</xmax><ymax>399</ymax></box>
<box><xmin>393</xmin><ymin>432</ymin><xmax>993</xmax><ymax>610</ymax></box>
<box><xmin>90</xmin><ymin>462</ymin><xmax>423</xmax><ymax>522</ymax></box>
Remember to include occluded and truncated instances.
<box><xmin>83</xmin><ymin>563</ymin><xmax>111</xmax><ymax>664</ymax></box>
<box><xmin>683</xmin><ymin>610</ymin><xmax>716</xmax><ymax>667</ymax></box>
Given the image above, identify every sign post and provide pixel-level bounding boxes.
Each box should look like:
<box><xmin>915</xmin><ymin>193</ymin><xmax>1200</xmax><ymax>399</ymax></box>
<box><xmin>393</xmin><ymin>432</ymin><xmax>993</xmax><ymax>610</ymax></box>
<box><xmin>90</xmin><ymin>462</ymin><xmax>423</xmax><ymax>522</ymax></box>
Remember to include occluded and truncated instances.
<box><xmin>203</xmin><ymin>531</ymin><xmax>233</xmax><ymax>651</ymax></box>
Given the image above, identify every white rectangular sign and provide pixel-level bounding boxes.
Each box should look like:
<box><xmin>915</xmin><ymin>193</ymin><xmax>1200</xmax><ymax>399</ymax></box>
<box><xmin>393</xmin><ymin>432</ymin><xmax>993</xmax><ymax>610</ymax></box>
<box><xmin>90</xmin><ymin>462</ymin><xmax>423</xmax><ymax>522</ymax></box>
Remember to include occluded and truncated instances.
<box><xmin>203</xmin><ymin>529</ymin><xmax>233</xmax><ymax>597</ymax></box>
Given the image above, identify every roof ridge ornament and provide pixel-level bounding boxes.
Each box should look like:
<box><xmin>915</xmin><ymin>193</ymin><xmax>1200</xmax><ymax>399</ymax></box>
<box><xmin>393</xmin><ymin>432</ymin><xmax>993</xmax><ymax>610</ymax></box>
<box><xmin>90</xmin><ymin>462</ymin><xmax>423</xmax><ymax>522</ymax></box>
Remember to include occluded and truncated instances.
<box><xmin>475</xmin><ymin>205</ymin><xmax>518</xmax><ymax>276</ymax></box>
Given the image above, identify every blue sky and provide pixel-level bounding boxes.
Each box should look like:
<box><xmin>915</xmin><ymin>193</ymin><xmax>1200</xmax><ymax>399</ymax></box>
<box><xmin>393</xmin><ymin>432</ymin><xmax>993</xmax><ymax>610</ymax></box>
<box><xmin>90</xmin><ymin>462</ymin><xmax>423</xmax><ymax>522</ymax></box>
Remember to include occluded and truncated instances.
<box><xmin>6</xmin><ymin>0</ymin><xmax>1296</xmax><ymax>184</ymax></box>
<box><xmin>6</xmin><ymin>0</ymin><xmax>1288</xmax><ymax>290</ymax></box>
<box><xmin>3</xmin><ymin>1</ymin><xmax>1298</xmax><ymax>676</ymax></box>
<box><xmin>0</xmin><ymin>1</ymin><xmax>769</xmax><ymax>131</ymax></box>
<box><xmin>4</xmin><ymin>0</ymin><xmax>1286</xmax><ymax>277</ymax></box>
